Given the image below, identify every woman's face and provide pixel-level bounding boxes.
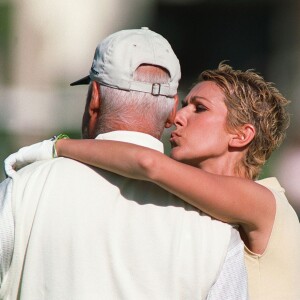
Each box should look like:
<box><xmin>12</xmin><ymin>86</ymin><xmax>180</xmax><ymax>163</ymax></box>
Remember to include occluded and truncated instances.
<box><xmin>170</xmin><ymin>81</ymin><xmax>232</xmax><ymax>169</ymax></box>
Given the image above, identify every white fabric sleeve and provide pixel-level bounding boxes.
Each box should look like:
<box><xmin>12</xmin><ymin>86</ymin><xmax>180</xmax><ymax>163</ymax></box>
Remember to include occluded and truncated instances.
<box><xmin>0</xmin><ymin>178</ymin><xmax>14</xmax><ymax>288</ymax></box>
<box><xmin>207</xmin><ymin>227</ymin><xmax>248</xmax><ymax>300</ymax></box>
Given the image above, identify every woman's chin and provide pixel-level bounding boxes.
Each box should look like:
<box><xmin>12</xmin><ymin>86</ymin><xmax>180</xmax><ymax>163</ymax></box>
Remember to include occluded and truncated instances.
<box><xmin>170</xmin><ymin>147</ymin><xmax>182</xmax><ymax>161</ymax></box>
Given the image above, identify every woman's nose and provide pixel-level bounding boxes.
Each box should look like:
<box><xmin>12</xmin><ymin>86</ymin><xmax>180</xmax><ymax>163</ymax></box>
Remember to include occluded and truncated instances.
<box><xmin>174</xmin><ymin>107</ymin><xmax>187</xmax><ymax>128</ymax></box>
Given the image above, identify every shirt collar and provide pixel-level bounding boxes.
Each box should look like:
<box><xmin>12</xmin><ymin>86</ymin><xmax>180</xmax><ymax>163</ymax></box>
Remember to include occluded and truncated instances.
<box><xmin>95</xmin><ymin>131</ymin><xmax>164</xmax><ymax>153</ymax></box>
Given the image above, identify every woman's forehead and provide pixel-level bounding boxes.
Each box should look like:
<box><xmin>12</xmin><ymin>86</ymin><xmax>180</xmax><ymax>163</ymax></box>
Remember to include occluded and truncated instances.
<box><xmin>185</xmin><ymin>81</ymin><xmax>225</xmax><ymax>102</ymax></box>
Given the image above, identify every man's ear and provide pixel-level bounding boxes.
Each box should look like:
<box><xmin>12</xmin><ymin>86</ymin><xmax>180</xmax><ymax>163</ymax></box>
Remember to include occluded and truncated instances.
<box><xmin>89</xmin><ymin>81</ymin><xmax>101</xmax><ymax>117</ymax></box>
<box><xmin>88</xmin><ymin>81</ymin><xmax>101</xmax><ymax>138</ymax></box>
<box><xmin>229</xmin><ymin>124</ymin><xmax>256</xmax><ymax>148</ymax></box>
<box><xmin>165</xmin><ymin>95</ymin><xmax>179</xmax><ymax>128</ymax></box>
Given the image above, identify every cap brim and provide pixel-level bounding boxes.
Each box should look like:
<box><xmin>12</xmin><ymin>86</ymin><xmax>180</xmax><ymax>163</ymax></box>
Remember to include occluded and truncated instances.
<box><xmin>70</xmin><ymin>75</ymin><xmax>91</xmax><ymax>86</ymax></box>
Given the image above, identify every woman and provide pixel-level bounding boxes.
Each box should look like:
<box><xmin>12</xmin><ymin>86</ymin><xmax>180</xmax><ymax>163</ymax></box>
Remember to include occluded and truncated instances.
<box><xmin>7</xmin><ymin>64</ymin><xmax>300</xmax><ymax>299</ymax></box>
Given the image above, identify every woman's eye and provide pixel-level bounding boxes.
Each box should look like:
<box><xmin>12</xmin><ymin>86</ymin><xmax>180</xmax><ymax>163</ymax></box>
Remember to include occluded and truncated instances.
<box><xmin>195</xmin><ymin>104</ymin><xmax>207</xmax><ymax>112</ymax></box>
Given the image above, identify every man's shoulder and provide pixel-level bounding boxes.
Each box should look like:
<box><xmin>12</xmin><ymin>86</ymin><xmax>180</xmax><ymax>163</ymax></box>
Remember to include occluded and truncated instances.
<box><xmin>15</xmin><ymin>157</ymin><xmax>130</xmax><ymax>190</ymax></box>
<box><xmin>9</xmin><ymin>158</ymin><xmax>93</xmax><ymax>187</ymax></box>
<box><xmin>18</xmin><ymin>157</ymin><xmax>89</xmax><ymax>174</ymax></box>
<box><xmin>13</xmin><ymin>159</ymin><xmax>237</xmax><ymax>232</ymax></box>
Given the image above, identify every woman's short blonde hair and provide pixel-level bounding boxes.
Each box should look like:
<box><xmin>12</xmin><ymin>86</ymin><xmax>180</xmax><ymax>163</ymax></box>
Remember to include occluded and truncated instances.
<box><xmin>199</xmin><ymin>63</ymin><xmax>290</xmax><ymax>179</ymax></box>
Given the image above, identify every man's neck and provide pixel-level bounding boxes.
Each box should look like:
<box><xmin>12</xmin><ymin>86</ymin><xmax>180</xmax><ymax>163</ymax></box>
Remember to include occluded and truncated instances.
<box><xmin>95</xmin><ymin>131</ymin><xmax>164</xmax><ymax>153</ymax></box>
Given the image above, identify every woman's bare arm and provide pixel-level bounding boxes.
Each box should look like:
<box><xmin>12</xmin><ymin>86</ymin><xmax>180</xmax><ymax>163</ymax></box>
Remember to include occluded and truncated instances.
<box><xmin>56</xmin><ymin>138</ymin><xmax>275</xmax><ymax>253</ymax></box>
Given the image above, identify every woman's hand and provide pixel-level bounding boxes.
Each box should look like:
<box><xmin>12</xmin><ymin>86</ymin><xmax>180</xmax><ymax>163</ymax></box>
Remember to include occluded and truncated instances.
<box><xmin>4</xmin><ymin>134</ymin><xmax>68</xmax><ymax>177</ymax></box>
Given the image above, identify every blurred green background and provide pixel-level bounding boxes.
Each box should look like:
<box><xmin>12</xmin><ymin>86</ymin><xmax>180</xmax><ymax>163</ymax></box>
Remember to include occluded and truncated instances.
<box><xmin>0</xmin><ymin>0</ymin><xmax>299</xmax><ymax>217</ymax></box>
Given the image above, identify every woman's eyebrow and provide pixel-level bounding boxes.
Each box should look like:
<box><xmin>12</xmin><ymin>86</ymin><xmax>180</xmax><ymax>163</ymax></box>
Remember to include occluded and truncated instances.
<box><xmin>181</xmin><ymin>96</ymin><xmax>211</xmax><ymax>107</ymax></box>
<box><xmin>190</xmin><ymin>96</ymin><xmax>209</xmax><ymax>103</ymax></box>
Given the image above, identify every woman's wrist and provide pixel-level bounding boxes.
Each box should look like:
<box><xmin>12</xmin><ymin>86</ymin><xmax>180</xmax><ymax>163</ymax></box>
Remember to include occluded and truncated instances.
<box><xmin>53</xmin><ymin>134</ymin><xmax>69</xmax><ymax>157</ymax></box>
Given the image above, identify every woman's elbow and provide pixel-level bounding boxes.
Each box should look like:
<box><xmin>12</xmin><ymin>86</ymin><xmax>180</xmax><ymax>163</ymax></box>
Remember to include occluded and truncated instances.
<box><xmin>136</xmin><ymin>150</ymin><xmax>161</xmax><ymax>181</ymax></box>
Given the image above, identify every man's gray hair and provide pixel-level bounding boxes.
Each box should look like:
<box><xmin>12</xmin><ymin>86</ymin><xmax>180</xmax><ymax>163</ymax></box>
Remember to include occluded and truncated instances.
<box><xmin>95</xmin><ymin>65</ymin><xmax>175</xmax><ymax>138</ymax></box>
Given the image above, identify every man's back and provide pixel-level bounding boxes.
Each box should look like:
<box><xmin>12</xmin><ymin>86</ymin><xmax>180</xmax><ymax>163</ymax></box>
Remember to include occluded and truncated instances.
<box><xmin>2</xmin><ymin>157</ymin><xmax>242</xmax><ymax>299</ymax></box>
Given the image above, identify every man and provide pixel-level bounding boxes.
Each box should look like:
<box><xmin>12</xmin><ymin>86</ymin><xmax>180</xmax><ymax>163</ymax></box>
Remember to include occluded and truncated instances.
<box><xmin>0</xmin><ymin>27</ymin><xmax>248</xmax><ymax>299</ymax></box>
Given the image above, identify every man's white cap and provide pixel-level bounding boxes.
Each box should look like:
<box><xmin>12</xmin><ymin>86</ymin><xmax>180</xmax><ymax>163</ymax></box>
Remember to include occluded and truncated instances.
<box><xmin>70</xmin><ymin>27</ymin><xmax>181</xmax><ymax>97</ymax></box>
